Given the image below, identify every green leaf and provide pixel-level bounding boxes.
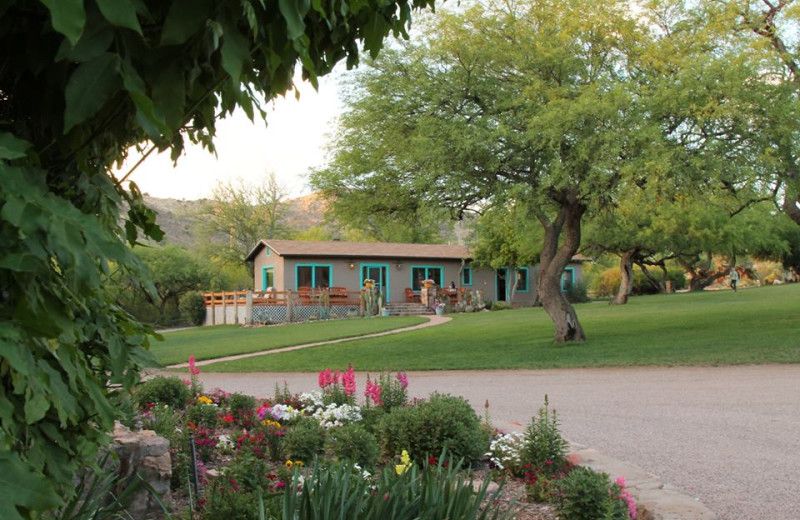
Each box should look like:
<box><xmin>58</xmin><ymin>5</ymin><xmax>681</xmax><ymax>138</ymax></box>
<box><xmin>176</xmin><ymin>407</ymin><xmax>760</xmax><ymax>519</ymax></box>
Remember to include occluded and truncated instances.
<box><xmin>0</xmin><ymin>133</ymin><xmax>31</xmax><ymax>160</ymax></box>
<box><xmin>0</xmin><ymin>453</ymin><xmax>62</xmax><ymax>520</ymax></box>
<box><xmin>63</xmin><ymin>53</ymin><xmax>121</xmax><ymax>133</ymax></box>
<box><xmin>40</xmin><ymin>0</ymin><xmax>86</xmax><ymax>46</ymax></box>
<box><xmin>279</xmin><ymin>0</ymin><xmax>310</xmax><ymax>40</ymax></box>
<box><xmin>120</xmin><ymin>60</ymin><xmax>169</xmax><ymax>143</ymax></box>
<box><xmin>161</xmin><ymin>0</ymin><xmax>215</xmax><ymax>46</ymax></box>
<box><xmin>55</xmin><ymin>19</ymin><xmax>114</xmax><ymax>63</ymax></box>
<box><xmin>94</xmin><ymin>0</ymin><xmax>142</xmax><ymax>34</ymax></box>
<box><xmin>220</xmin><ymin>20</ymin><xmax>250</xmax><ymax>81</ymax></box>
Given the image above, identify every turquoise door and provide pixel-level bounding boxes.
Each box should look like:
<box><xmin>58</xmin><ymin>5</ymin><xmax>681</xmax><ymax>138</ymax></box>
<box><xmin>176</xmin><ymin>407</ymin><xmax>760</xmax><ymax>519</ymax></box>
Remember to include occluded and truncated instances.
<box><xmin>361</xmin><ymin>264</ymin><xmax>390</xmax><ymax>301</ymax></box>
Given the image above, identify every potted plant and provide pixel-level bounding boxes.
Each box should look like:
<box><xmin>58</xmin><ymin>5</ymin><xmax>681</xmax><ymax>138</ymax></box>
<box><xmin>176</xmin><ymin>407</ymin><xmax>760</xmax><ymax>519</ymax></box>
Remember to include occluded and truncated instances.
<box><xmin>433</xmin><ymin>302</ymin><xmax>446</xmax><ymax>316</ymax></box>
<box><xmin>422</xmin><ymin>279</ymin><xmax>435</xmax><ymax>288</ymax></box>
<box><xmin>364</xmin><ymin>278</ymin><xmax>375</xmax><ymax>288</ymax></box>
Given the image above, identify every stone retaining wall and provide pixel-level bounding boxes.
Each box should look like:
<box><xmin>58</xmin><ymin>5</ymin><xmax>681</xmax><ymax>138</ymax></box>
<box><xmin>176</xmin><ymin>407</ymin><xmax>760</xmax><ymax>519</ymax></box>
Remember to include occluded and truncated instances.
<box><xmin>111</xmin><ymin>422</ymin><xmax>171</xmax><ymax>519</ymax></box>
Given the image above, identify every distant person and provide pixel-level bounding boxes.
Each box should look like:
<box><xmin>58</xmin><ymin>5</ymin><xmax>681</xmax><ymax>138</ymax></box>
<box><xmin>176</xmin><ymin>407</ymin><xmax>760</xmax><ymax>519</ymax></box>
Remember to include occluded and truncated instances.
<box><xmin>449</xmin><ymin>281</ymin><xmax>456</xmax><ymax>290</ymax></box>
<box><xmin>730</xmin><ymin>266</ymin><xmax>740</xmax><ymax>292</ymax></box>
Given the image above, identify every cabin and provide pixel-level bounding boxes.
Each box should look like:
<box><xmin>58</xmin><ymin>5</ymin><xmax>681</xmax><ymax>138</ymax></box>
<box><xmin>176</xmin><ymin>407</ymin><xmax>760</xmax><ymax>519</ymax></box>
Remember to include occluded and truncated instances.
<box><xmin>243</xmin><ymin>239</ymin><xmax>585</xmax><ymax>306</ymax></box>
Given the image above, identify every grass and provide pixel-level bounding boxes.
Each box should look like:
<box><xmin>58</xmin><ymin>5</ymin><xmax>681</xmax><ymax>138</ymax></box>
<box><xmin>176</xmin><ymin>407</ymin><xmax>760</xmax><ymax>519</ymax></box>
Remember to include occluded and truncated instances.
<box><xmin>151</xmin><ymin>316</ymin><xmax>428</xmax><ymax>365</ymax></box>
<box><xmin>200</xmin><ymin>284</ymin><xmax>800</xmax><ymax>372</ymax></box>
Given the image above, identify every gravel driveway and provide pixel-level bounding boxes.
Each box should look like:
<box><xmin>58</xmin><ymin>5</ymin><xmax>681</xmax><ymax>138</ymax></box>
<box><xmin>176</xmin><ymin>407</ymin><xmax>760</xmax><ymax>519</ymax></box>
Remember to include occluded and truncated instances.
<box><xmin>178</xmin><ymin>364</ymin><xmax>800</xmax><ymax>520</ymax></box>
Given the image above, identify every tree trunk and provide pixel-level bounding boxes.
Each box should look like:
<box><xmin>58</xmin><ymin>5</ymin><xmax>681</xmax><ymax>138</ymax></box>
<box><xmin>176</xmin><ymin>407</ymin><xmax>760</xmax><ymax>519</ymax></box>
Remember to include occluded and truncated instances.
<box><xmin>536</xmin><ymin>199</ymin><xmax>586</xmax><ymax>343</ymax></box>
<box><xmin>611</xmin><ymin>249</ymin><xmax>635</xmax><ymax>305</ymax></box>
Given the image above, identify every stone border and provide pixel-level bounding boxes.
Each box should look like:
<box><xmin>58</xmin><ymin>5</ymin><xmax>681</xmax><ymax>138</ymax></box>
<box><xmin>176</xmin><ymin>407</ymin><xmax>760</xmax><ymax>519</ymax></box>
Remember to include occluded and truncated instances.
<box><xmin>568</xmin><ymin>444</ymin><xmax>717</xmax><ymax>520</ymax></box>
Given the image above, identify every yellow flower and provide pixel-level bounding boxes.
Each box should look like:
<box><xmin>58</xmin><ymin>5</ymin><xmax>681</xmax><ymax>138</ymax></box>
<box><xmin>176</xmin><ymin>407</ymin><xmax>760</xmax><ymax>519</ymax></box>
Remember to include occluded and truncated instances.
<box><xmin>285</xmin><ymin>460</ymin><xmax>293</xmax><ymax>469</ymax></box>
<box><xmin>294</xmin><ymin>461</ymin><xmax>304</xmax><ymax>467</ymax></box>
<box><xmin>395</xmin><ymin>450</ymin><xmax>412</xmax><ymax>475</ymax></box>
<box><xmin>262</xmin><ymin>419</ymin><xmax>282</xmax><ymax>429</ymax></box>
<box><xmin>197</xmin><ymin>396</ymin><xmax>212</xmax><ymax>405</ymax></box>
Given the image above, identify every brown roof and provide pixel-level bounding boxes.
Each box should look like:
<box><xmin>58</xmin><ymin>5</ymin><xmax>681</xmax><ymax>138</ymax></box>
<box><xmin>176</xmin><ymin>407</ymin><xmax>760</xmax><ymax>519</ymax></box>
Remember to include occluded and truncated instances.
<box><xmin>245</xmin><ymin>239</ymin><xmax>590</xmax><ymax>263</ymax></box>
<box><xmin>245</xmin><ymin>239</ymin><xmax>469</xmax><ymax>262</ymax></box>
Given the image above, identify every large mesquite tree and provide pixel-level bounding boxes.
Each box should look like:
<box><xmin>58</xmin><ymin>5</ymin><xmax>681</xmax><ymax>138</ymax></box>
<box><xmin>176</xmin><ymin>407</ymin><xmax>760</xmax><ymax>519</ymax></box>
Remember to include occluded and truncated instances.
<box><xmin>0</xmin><ymin>0</ymin><xmax>434</xmax><ymax>517</ymax></box>
<box><xmin>312</xmin><ymin>0</ymin><xmax>653</xmax><ymax>342</ymax></box>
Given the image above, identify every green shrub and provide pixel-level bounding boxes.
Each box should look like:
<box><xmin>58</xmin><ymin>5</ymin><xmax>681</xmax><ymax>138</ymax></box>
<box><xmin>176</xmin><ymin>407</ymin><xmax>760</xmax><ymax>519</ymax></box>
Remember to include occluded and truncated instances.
<box><xmin>520</xmin><ymin>396</ymin><xmax>569</xmax><ymax>476</ymax></box>
<box><xmin>589</xmin><ymin>266</ymin><xmax>685</xmax><ymax>298</ymax></box>
<box><xmin>180</xmin><ymin>291</ymin><xmax>207</xmax><ymax>326</ymax></box>
<box><xmin>377</xmin><ymin>393</ymin><xmax>489</xmax><ymax>465</ymax></box>
<box><xmin>564</xmin><ymin>282</ymin><xmax>590</xmax><ymax>303</ymax></box>
<box><xmin>283</xmin><ymin>417</ymin><xmax>326</xmax><ymax>462</ymax></box>
<box><xmin>135</xmin><ymin>376</ymin><xmax>191</xmax><ymax>409</ymax></box>
<box><xmin>228</xmin><ymin>392</ymin><xmax>257</xmax><ymax>425</ymax></box>
<box><xmin>556</xmin><ymin>467</ymin><xmax>630</xmax><ymax>520</ymax></box>
<box><xmin>489</xmin><ymin>301</ymin><xmax>511</xmax><ymax>311</ymax></box>
<box><xmin>330</xmin><ymin>423</ymin><xmax>380</xmax><ymax>469</ymax></box>
<box><xmin>198</xmin><ymin>474</ymin><xmax>278</xmax><ymax>520</ymax></box>
<box><xmin>185</xmin><ymin>403</ymin><xmax>219</xmax><ymax>429</ymax></box>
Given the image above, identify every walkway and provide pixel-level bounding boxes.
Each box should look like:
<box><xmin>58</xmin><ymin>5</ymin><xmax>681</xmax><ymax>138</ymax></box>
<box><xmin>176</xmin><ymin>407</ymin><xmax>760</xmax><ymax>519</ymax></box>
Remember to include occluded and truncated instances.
<box><xmin>168</xmin><ymin>365</ymin><xmax>800</xmax><ymax>520</ymax></box>
<box><xmin>168</xmin><ymin>315</ymin><xmax>452</xmax><ymax>369</ymax></box>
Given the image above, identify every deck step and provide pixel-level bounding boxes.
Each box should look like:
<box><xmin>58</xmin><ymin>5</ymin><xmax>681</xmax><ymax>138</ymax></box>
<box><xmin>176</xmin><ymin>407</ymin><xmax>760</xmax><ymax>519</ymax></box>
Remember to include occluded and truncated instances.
<box><xmin>385</xmin><ymin>302</ymin><xmax>434</xmax><ymax>316</ymax></box>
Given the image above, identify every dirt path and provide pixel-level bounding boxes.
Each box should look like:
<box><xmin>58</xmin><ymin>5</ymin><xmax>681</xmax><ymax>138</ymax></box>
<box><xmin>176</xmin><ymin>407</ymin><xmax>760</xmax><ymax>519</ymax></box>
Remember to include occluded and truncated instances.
<box><xmin>167</xmin><ymin>315</ymin><xmax>452</xmax><ymax>369</ymax></box>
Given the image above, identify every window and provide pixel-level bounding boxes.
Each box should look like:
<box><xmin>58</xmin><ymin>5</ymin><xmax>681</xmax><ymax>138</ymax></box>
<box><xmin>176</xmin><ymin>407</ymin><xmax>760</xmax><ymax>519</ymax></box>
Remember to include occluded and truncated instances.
<box><xmin>461</xmin><ymin>267</ymin><xmax>473</xmax><ymax>286</ymax></box>
<box><xmin>560</xmin><ymin>267</ymin><xmax>575</xmax><ymax>292</ymax></box>
<box><xmin>411</xmin><ymin>266</ymin><xmax>443</xmax><ymax>290</ymax></box>
<box><xmin>296</xmin><ymin>264</ymin><xmax>332</xmax><ymax>289</ymax></box>
<box><xmin>266</xmin><ymin>247</ymin><xmax>271</xmax><ymax>256</ymax></box>
<box><xmin>262</xmin><ymin>266</ymin><xmax>275</xmax><ymax>291</ymax></box>
<box><xmin>516</xmin><ymin>267</ymin><xmax>530</xmax><ymax>292</ymax></box>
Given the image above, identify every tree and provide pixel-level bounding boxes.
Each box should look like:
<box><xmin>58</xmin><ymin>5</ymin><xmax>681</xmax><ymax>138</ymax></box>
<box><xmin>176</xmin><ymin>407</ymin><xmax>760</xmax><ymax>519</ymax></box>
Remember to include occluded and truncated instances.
<box><xmin>114</xmin><ymin>245</ymin><xmax>206</xmax><ymax>324</ymax></box>
<box><xmin>201</xmin><ymin>173</ymin><xmax>291</xmax><ymax>264</ymax></box>
<box><xmin>470</xmin><ymin>193</ymin><xmax>543</xmax><ymax>304</ymax></box>
<box><xmin>314</xmin><ymin>0</ymin><xmax>653</xmax><ymax>342</ymax></box>
<box><xmin>0</xmin><ymin>0</ymin><xmax>434</xmax><ymax>517</ymax></box>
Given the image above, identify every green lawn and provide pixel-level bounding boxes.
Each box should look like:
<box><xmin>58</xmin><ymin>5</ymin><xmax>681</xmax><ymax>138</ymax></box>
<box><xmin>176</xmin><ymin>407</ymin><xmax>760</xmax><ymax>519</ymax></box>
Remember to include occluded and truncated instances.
<box><xmin>200</xmin><ymin>284</ymin><xmax>800</xmax><ymax>372</ymax></box>
<box><xmin>152</xmin><ymin>316</ymin><xmax>428</xmax><ymax>365</ymax></box>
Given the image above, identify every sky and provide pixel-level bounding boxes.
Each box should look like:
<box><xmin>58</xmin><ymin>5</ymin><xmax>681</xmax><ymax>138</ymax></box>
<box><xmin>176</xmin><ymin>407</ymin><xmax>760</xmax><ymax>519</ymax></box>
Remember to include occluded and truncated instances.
<box><xmin>117</xmin><ymin>73</ymin><xmax>343</xmax><ymax>200</ymax></box>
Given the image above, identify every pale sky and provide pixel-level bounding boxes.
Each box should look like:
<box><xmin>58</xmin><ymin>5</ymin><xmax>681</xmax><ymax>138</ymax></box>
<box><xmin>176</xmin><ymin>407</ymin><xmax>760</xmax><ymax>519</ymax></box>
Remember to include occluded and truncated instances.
<box><xmin>118</xmin><ymin>73</ymin><xmax>343</xmax><ymax>200</ymax></box>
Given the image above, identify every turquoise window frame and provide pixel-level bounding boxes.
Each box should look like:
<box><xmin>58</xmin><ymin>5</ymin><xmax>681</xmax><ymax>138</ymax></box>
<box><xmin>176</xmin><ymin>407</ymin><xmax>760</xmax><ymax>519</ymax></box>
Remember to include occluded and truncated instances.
<box><xmin>560</xmin><ymin>267</ymin><xmax>575</xmax><ymax>292</ymax></box>
<box><xmin>516</xmin><ymin>267</ymin><xmax>530</xmax><ymax>292</ymax></box>
<box><xmin>295</xmin><ymin>263</ymin><xmax>333</xmax><ymax>289</ymax></box>
<box><xmin>266</xmin><ymin>247</ymin><xmax>271</xmax><ymax>256</ymax></box>
<box><xmin>360</xmin><ymin>263</ymin><xmax>390</xmax><ymax>301</ymax></box>
<box><xmin>261</xmin><ymin>265</ymin><xmax>275</xmax><ymax>291</ymax></box>
<box><xmin>461</xmin><ymin>267</ymin><xmax>473</xmax><ymax>286</ymax></box>
<box><xmin>410</xmin><ymin>265</ymin><xmax>444</xmax><ymax>290</ymax></box>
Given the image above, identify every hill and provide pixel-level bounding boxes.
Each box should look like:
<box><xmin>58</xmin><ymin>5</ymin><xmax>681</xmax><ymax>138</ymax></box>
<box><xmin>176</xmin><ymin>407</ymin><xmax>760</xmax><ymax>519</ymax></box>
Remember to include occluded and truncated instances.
<box><xmin>142</xmin><ymin>193</ymin><xmax>327</xmax><ymax>246</ymax></box>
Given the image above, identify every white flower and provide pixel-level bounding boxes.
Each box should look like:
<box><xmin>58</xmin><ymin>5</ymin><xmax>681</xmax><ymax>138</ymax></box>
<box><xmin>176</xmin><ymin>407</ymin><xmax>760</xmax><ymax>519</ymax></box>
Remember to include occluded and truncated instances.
<box><xmin>312</xmin><ymin>403</ymin><xmax>362</xmax><ymax>428</ymax></box>
<box><xmin>270</xmin><ymin>404</ymin><xmax>300</xmax><ymax>421</ymax></box>
<box><xmin>487</xmin><ymin>432</ymin><xmax>525</xmax><ymax>472</ymax></box>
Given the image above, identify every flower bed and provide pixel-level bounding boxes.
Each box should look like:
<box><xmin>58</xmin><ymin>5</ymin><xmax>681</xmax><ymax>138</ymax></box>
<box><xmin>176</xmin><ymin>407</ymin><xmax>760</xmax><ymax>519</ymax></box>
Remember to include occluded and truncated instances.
<box><xmin>121</xmin><ymin>361</ymin><xmax>636</xmax><ymax>520</ymax></box>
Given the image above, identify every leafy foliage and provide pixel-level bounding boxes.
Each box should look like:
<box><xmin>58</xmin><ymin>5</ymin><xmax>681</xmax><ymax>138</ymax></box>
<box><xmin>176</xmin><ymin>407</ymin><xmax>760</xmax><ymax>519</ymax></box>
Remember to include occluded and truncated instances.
<box><xmin>377</xmin><ymin>393</ymin><xmax>489</xmax><ymax>464</ymax></box>
<box><xmin>0</xmin><ymin>0</ymin><xmax>435</xmax><ymax>516</ymax></box>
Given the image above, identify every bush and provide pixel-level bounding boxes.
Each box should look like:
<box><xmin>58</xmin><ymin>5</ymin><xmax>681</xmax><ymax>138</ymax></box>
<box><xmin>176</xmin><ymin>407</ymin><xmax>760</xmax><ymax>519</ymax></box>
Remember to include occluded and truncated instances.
<box><xmin>564</xmin><ymin>282</ymin><xmax>590</xmax><ymax>303</ymax></box>
<box><xmin>180</xmin><ymin>291</ymin><xmax>207</xmax><ymax>326</ymax></box>
<box><xmin>228</xmin><ymin>393</ymin><xmax>257</xmax><ymax>425</ymax></box>
<box><xmin>135</xmin><ymin>376</ymin><xmax>191</xmax><ymax>409</ymax></box>
<box><xmin>589</xmin><ymin>266</ymin><xmax>685</xmax><ymax>298</ymax></box>
<box><xmin>283</xmin><ymin>417</ymin><xmax>326</xmax><ymax>462</ymax></box>
<box><xmin>556</xmin><ymin>467</ymin><xmax>631</xmax><ymax>520</ymax></box>
<box><xmin>489</xmin><ymin>301</ymin><xmax>512</xmax><ymax>311</ymax></box>
<box><xmin>185</xmin><ymin>403</ymin><xmax>219</xmax><ymax>429</ymax></box>
<box><xmin>377</xmin><ymin>393</ymin><xmax>489</xmax><ymax>465</ymax></box>
<box><xmin>520</xmin><ymin>396</ymin><xmax>569</xmax><ymax>476</ymax></box>
<box><xmin>330</xmin><ymin>423</ymin><xmax>380</xmax><ymax>469</ymax></box>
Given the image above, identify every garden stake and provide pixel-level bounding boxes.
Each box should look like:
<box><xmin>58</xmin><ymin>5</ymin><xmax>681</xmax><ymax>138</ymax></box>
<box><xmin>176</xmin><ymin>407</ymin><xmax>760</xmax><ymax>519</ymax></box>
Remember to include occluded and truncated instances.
<box><xmin>189</xmin><ymin>434</ymin><xmax>200</xmax><ymax>506</ymax></box>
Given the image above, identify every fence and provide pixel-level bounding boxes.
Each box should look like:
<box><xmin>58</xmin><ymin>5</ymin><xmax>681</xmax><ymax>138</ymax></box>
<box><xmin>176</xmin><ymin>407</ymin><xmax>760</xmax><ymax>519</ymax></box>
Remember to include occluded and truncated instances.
<box><xmin>203</xmin><ymin>288</ymin><xmax>368</xmax><ymax>326</ymax></box>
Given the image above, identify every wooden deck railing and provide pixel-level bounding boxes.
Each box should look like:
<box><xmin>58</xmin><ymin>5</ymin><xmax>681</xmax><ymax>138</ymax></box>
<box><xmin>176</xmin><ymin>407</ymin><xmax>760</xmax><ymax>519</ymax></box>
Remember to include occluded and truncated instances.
<box><xmin>203</xmin><ymin>288</ymin><xmax>363</xmax><ymax>308</ymax></box>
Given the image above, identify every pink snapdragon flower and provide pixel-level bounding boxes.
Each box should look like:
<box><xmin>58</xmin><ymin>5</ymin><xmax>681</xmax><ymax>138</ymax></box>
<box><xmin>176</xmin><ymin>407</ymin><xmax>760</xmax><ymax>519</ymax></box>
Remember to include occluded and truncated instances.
<box><xmin>616</xmin><ymin>476</ymin><xmax>637</xmax><ymax>519</ymax></box>
<box><xmin>318</xmin><ymin>368</ymin><xmax>333</xmax><ymax>388</ymax></box>
<box><xmin>395</xmin><ymin>372</ymin><xmax>408</xmax><ymax>388</ymax></box>
<box><xmin>365</xmin><ymin>380</ymin><xmax>383</xmax><ymax>406</ymax></box>
<box><xmin>343</xmin><ymin>365</ymin><xmax>356</xmax><ymax>396</ymax></box>
<box><xmin>188</xmin><ymin>355</ymin><xmax>201</xmax><ymax>376</ymax></box>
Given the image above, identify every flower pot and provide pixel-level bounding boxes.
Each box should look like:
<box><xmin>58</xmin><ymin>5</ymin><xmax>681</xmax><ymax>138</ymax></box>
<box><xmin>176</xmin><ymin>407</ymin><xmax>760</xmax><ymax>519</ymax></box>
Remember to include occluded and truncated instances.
<box><xmin>381</xmin><ymin>308</ymin><xmax>390</xmax><ymax>317</ymax></box>
<box><xmin>435</xmin><ymin>307</ymin><xmax>444</xmax><ymax>316</ymax></box>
